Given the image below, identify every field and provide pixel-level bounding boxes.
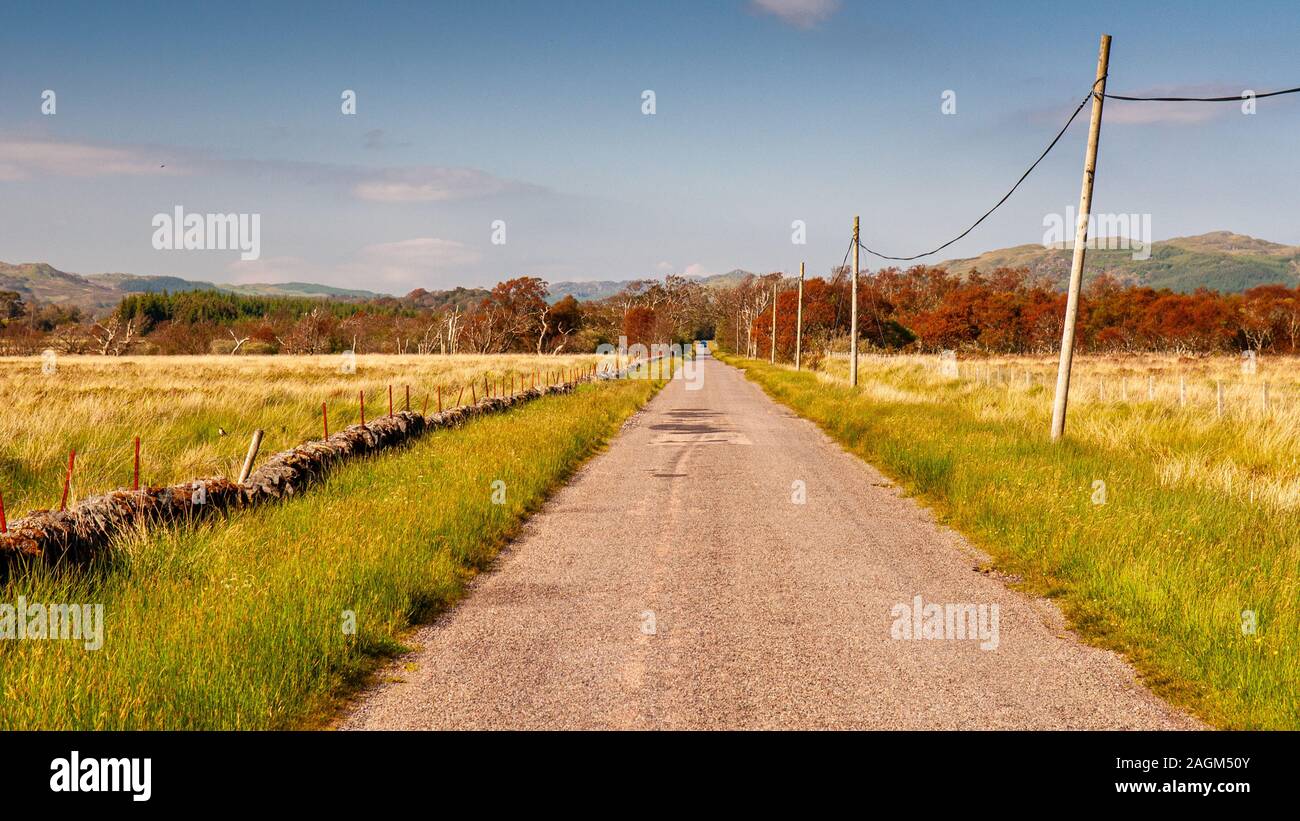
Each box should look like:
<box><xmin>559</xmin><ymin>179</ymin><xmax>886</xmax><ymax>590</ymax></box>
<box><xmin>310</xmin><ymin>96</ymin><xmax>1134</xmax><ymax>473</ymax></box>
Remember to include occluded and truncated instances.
<box><xmin>0</xmin><ymin>353</ymin><xmax>600</xmax><ymax>519</ymax></box>
<box><xmin>0</xmin><ymin>354</ymin><xmax>660</xmax><ymax>730</ymax></box>
<box><xmin>725</xmin><ymin>351</ymin><xmax>1299</xmax><ymax>729</ymax></box>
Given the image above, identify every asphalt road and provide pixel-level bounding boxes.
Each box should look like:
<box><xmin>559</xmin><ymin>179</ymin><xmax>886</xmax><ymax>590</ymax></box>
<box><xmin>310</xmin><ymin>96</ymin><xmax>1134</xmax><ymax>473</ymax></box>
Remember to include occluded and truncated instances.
<box><xmin>343</xmin><ymin>352</ymin><xmax>1197</xmax><ymax>730</ymax></box>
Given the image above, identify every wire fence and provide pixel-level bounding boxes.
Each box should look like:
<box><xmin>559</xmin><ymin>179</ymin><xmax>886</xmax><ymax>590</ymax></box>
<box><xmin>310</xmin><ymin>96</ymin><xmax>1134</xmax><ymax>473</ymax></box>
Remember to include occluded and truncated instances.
<box><xmin>0</xmin><ymin>364</ymin><xmax>606</xmax><ymax>533</ymax></box>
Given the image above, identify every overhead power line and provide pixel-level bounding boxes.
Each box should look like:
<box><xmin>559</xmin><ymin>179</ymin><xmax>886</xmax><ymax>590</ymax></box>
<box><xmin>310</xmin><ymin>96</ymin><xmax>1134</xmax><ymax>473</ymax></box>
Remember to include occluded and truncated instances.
<box><xmin>854</xmin><ymin>80</ymin><xmax>1299</xmax><ymax>264</ymax></box>
<box><xmin>1105</xmin><ymin>85</ymin><xmax>1300</xmax><ymax>102</ymax></box>
<box><xmin>856</xmin><ymin>82</ymin><xmax>1099</xmax><ymax>262</ymax></box>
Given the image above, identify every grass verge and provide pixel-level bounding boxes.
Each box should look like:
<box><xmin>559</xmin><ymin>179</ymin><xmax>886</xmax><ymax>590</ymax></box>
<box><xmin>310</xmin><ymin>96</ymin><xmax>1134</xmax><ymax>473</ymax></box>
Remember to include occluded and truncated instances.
<box><xmin>720</xmin><ymin>353</ymin><xmax>1296</xmax><ymax>730</ymax></box>
<box><xmin>0</xmin><ymin>377</ymin><xmax>657</xmax><ymax>730</ymax></box>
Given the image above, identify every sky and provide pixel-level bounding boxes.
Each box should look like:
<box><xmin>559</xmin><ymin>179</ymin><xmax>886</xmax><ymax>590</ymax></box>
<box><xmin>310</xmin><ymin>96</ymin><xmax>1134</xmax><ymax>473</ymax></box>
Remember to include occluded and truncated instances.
<box><xmin>2</xmin><ymin>0</ymin><xmax>1298</xmax><ymax>294</ymax></box>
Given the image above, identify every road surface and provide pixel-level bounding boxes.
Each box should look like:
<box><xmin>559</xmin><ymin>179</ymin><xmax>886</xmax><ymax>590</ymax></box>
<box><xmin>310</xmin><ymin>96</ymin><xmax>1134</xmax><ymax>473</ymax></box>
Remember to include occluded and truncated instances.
<box><xmin>343</xmin><ymin>352</ymin><xmax>1197</xmax><ymax>729</ymax></box>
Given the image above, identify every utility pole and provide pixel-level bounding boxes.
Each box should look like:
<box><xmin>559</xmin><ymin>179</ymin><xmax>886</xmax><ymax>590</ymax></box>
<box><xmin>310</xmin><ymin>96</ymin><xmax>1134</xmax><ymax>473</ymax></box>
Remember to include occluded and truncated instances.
<box><xmin>851</xmin><ymin>216</ymin><xmax>860</xmax><ymax>387</ymax></box>
<box><xmin>770</xmin><ymin>281</ymin><xmax>778</xmax><ymax>363</ymax></box>
<box><xmin>1050</xmin><ymin>34</ymin><xmax>1111</xmax><ymax>441</ymax></box>
<box><xmin>745</xmin><ymin>307</ymin><xmax>753</xmax><ymax>357</ymax></box>
<box><xmin>795</xmin><ymin>261</ymin><xmax>805</xmax><ymax>371</ymax></box>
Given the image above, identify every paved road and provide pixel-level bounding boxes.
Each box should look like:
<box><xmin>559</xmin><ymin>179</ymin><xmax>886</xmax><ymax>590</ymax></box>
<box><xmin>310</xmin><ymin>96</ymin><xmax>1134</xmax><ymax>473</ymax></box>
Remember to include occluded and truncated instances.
<box><xmin>343</xmin><ymin>352</ymin><xmax>1198</xmax><ymax>729</ymax></box>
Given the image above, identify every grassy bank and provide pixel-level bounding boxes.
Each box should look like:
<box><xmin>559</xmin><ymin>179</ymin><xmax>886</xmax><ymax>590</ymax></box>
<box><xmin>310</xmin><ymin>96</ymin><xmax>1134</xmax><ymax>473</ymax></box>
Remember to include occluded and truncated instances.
<box><xmin>0</xmin><ymin>376</ymin><xmax>657</xmax><ymax>730</ymax></box>
<box><xmin>720</xmin><ymin>353</ymin><xmax>1297</xmax><ymax>730</ymax></box>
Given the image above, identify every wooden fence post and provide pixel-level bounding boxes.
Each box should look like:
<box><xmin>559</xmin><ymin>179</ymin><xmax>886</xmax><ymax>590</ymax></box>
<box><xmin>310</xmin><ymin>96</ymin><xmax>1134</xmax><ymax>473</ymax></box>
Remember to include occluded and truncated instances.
<box><xmin>60</xmin><ymin>449</ymin><xmax>76</xmax><ymax>511</ymax></box>
<box><xmin>322</xmin><ymin>403</ymin><xmax>329</xmax><ymax>439</ymax></box>
<box><xmin>133</xmin><ymin>436</ymin><xmax>141</xmax><ymax>490</ymax></box>
<box><xmin>237</xmin><ymin>430</ymin><xmax>264</xmax><ymax>484</ymax></box>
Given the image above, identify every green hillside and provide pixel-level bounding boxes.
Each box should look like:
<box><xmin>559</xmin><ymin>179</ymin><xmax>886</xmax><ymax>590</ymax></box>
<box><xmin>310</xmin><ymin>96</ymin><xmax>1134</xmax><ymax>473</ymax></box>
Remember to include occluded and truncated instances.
<box><xmin>939</xmin><ymin>231</ymin><xmax>1300</xmax><ymax>292</ymax></box>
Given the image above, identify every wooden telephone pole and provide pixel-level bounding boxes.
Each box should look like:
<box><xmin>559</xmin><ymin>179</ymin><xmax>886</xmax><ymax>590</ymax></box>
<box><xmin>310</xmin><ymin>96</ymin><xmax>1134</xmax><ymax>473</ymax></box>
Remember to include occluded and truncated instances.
<box><xmin>795</xmin><ymin>262</ymin><xmax>805</xmax><ymax>371</ymax></box>
<box><xmin>1050</xmin><ymin>34</ymin><xmax>1111</xmax><ymax>441</ymax></box>
<box><xmin>770</xmin><ymin>281</ymin><xmax>778</xmax><ymax>363</ymax></box>
<box><xmin>851</xmin><ymin>216</ymin><xmax>859</xmax><ymax>387</ymax></box>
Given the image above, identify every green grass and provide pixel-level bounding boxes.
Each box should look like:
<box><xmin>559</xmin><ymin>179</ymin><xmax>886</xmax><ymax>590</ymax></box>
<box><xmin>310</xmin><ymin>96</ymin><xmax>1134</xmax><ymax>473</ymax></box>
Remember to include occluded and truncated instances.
<box><xmin>0</xmin><ymin>377</ymin><xmax>658</xmax><ymax>730</ymax></box>
<box><xmin>720</xmin><ymin>353</ymin><xmax>1297</xmax><ymax>730</ymax></box>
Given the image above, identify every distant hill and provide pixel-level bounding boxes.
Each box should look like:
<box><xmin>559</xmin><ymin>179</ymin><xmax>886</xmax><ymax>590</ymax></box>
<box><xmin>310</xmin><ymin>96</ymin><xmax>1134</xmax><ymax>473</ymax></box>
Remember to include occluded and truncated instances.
<box><xmin>404</xmin><ymin>286</ymin><xmax>491</xmax><ymax>312</ymax></box>
<box><xmin>938</xmin><ymin>231</ymin><xmax>1300</xmax><ymax>293</ymax></box>
<box><xmin>545</xmin><ymin>279</ymin><xmax>632</xmax><ymax>302</ymax></box>
<box><xmin>88</xmin><ymin>273</ymin><xmax>222</xmax><ymax>295</ymax></box>
<box><xmin>547</xmin><ymin>269</ymin><xmax>758</xmax><ymax>302</ymax></box>
<box><xmin>0</xmin><ymin>262</ymin><xmax>387</xmax><ymax>314</ymax></box>
<box><xmin>224</xmin><ymin>281</ymin><xmax>381</xmax><ymax>299</ymax></box>
<box><xmin>9</xmin><ymin>231</ymin><xmax>1295</xmax><ymax>316</ymax></box>
<box><xmin>1</xmin><ymin>262</ymin><xmax>121</xmax><ymax>311</ymax></box>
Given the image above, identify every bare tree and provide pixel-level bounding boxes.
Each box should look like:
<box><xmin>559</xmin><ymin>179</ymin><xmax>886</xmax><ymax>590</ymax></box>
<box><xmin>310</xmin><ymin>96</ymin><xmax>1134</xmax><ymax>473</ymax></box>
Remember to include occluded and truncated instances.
<box><xmin>443</xmin><ymin>307</ymin><xmax>462</xmax><ymax>354</ymax></box>
<box><xmin>275</xmin><ymin>308</ymin><xmax>331</xmax><ymax>354</ymax></box>
<box><xmin>228</xmin><ymin>328</ymin><xmax>250</xmax><ymax>355</ymax></box>
<box><xmin>91</xmin><ymin>316</ymin><xmax>137</xmax><ymax>356</ymax></box>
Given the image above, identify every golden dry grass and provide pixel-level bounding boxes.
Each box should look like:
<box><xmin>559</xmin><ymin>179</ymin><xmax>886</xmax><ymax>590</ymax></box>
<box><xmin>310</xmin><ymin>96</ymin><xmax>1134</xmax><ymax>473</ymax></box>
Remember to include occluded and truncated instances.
<box><xmin>849</xmin><ymin>353</ymin><xmax>1300</xmax><ymax>513</ymax></box>
<box><xmin>0</xmin><ymin>353</ymin><xmax>598</xmax><ymax>519</ymax></box>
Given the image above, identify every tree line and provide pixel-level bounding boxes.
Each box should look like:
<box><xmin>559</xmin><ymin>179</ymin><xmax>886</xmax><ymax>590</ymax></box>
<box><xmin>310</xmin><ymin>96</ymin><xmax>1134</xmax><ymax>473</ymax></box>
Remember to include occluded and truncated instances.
<box><xmin>717</xmin><ymin>265</ymin><xmax>1300</xmax><ymax>363</ymax></box>
<box><xmin>0</xmin><ymin>275</ymin><xmax>717</xmax><ymax>357</ymax></box>
<box><xmin>3</xmin><ymin>264</ymin><xmax>1298</xmax><ymax>358</ymax></box>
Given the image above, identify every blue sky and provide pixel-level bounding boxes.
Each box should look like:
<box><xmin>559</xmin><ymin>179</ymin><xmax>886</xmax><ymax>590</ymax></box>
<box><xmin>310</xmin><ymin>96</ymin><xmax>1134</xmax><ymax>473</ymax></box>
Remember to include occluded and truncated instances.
<box><xmin>2</xmin><ymin>0</ymin><xmax>1298</xmax><ymax>293</ymax></box>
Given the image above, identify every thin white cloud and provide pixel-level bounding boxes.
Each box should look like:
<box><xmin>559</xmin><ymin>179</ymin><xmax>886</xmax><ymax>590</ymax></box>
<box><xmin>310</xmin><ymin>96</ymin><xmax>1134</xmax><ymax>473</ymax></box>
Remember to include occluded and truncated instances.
<box><xmin>0</xmin><ymin>139</ymin><xmax>176</xmax><ymax>180</ymax></box>
<box><xmin>361</xmin><ymin>128</ymin><xmax>412</xmax><ymax>151</ymax></box>
<box><xmin>353</xmin><ymin>167</ymin><xmax>538</xmax><ymax>203</ymax></box>
<box><xmin>749</xmin><ymin>0</ymin><xmax>840</xmax><ymax>29</ymax></box>
<box><xmin>0</xmin><ymin>135</ymin><xmax>546</xmax><ymax>203</ymax></box>
<box><xmin>225</xmin><ymin>256</ymin><xmax>316</xmax><ymax>285</ymax></box>
<box><xmin>348</xmin><ymin>237</ymin><xmax>482</xmax><ymax>285</ymax></box>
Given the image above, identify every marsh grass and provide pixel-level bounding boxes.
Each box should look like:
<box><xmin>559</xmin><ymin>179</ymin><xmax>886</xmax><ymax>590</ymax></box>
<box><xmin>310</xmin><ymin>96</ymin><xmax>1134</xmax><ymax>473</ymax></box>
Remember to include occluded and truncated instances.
<box><xmin>725</xmin><ymin>352</ymin><xmax>1298</xmax><ymax>730</ymax></box>
<box><xmin>0</xmin><ymin>377</ymin><xmax>657</xmax><ymax>730</ymax></box>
